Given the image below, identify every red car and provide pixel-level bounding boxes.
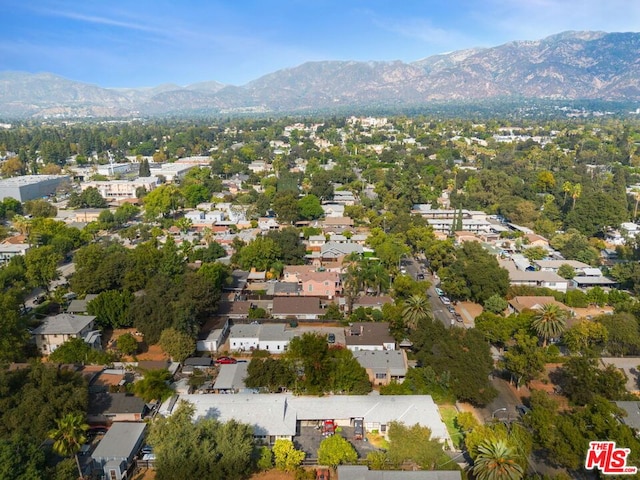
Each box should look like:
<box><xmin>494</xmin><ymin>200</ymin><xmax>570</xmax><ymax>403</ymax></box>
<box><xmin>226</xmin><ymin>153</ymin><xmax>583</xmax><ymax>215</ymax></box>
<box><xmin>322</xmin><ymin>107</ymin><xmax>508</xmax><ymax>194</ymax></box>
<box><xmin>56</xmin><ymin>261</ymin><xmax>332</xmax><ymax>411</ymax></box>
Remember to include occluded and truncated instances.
<box><xmin>216</xmin><ymin>356</ymin><xmax>238</xmax><ymax>364</ymax></box>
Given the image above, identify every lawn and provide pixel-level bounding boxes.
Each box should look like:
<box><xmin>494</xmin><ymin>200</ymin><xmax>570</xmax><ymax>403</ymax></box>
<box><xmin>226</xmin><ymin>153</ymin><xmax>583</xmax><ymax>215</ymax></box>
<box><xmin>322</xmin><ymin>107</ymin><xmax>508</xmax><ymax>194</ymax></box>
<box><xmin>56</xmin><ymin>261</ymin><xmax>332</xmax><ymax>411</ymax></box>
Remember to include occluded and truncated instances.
<box><xmin>439</xmin><ymin>404</ymin><xmax>464</xmax><ymax>449</ymax></box>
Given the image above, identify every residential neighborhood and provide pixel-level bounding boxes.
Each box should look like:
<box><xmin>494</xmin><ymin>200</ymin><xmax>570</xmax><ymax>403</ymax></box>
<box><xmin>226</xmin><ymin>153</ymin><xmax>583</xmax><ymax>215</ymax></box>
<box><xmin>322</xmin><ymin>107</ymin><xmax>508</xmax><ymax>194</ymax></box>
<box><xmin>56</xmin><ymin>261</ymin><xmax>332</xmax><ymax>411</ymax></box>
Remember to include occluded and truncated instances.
<box><xmin>2</xmin><ymin>115</ymin><xmax>640</xmax><ymax>480</ymax></box>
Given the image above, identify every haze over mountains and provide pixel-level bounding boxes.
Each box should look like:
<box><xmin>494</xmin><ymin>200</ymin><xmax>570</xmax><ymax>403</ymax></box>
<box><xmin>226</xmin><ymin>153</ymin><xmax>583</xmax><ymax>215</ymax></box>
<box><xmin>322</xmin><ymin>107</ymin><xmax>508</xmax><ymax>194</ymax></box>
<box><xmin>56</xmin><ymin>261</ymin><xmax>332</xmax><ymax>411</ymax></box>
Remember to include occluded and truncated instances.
<box><xmin>1</xmin><ymin>31</ymin><xmax>640</xmax><ymax>119</ymax></box>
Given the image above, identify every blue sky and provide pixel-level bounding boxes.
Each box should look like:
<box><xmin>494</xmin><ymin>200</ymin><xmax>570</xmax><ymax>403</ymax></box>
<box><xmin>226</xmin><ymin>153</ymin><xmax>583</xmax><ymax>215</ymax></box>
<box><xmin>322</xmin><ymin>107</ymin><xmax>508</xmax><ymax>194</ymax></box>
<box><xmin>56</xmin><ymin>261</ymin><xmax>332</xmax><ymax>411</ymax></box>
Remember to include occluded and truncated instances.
<box><xmin>1</xmin><ymin>0</ymin><xmax>639</xmax><ymax>88</ymax></box>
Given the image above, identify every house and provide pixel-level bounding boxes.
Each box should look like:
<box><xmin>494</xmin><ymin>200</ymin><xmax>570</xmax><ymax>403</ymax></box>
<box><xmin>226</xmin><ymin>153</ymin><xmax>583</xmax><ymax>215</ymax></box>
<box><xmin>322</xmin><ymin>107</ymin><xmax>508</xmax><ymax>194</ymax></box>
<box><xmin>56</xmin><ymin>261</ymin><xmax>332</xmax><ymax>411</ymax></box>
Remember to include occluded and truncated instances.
<box><xmin>614</xmin><ymin>401</ymin><xmax>640</xmax><ymax>434</ymax></box>
<box><xmin>523</xmin><ymin>233</ymin><xmax>550</xmax><ymax>248</ymax></box>
<box><xmin>229</xmin><ymin>323</ymin><xmax>294</xmax><ymax>353</ymax></box>
<box><xmin>91</xmin><ymin>422</ymin><xmax>146</xmax><ymax>480</ymax></box>
<box><xmin>307</xmin><ymin>235</ymin><xmax>327</xmax><ymax>252</ymax></box>
<box><xmin>196</xmin><ymin>319</ymin><xmax>230</xmax><ymax>352</ymax></box>
<box><xmin>337</xmin><ymin>466</ymin><xmax>461</xmax><ymax>480</ymax></box>
<box><xmin>258</xmin><ymin>217</ymin><xmax>280</xmax><ymax>231</ymax></box>
<box><xmin>322</xmin><ymin>216</ymin><xmax>354</xmax><ymax>234</ymax></box>
<box><xmin>213</xmin><ymin>362</ymin><xmax>252</xmax><ymax>393</ymax></box>
<box><xmin>0</xmin><ymin>242</ymin><xmax>30</xmax><ymax>265</ymax></box>
<box><xmin>283</xmin><ymin>265</ymin><xmax>317</xmax><ymax>282</ymax></box>
<box><xmin>351</xmin><ymin>295</ymin><xmax>394</xmax><ymax>312</ymax></box>
<box><xmin>318</xmin><ymin>242</ymin><xmax>364</xmax><ymax>265</ymax></box>
<box><xmin>271</xmin><ymin>281</ymin><xmax>302</xmax><ymax>296</ymax></box>
<box><xmin>173</xmin><ymin>393</ymin><xmax>450</xmax><ymax>444</ymax></box>
<box><xmin>345</xmin><ymin>322</ymin><xmax>396</xmax><ymax>351</ymax></box>
<box><xmin>224</xmin><ymin>270</ymin><xmax>250</xmax><ymax>292</ymax></box>
<box><xmin>32</xmin><ymin>314</ymin><xmax>101</xmax><ymax>354</ymax></box>
<box><xmin>508</xmin><ymin>296</ymin><xmax>572</xmax><ymax>315</ymax></box>
<box><xmin>87</xmin><ymin>392</ymin><xmax>149</xmax><ymax>424</ymax></box>
<box><xmin>299</xmin><ymin>271</ymin><xmax>341</xmax><ymax>298</ymax></box>
<box><xmin>499</xmin><ymin>259</ymin><xmax>569</xmax><ymax>293</ymax></box>
<box><xmin>216</xmin><ymin>300</ymin><xmax>252</xmax><ymax>319</ymax></box>
<box><xmin>271</xmin><ymin>297</ymin><xmax>326</xmax><ymax>320</ymax></box>
<box><xmin>66</xmin><ymin>294</ymin><xmax>99</xmax><ymax>314</ymax></box>
<box><xmin>353</xmin><ymin>350</ymin><xmax>408</xmax><ymax>386</ymax></box>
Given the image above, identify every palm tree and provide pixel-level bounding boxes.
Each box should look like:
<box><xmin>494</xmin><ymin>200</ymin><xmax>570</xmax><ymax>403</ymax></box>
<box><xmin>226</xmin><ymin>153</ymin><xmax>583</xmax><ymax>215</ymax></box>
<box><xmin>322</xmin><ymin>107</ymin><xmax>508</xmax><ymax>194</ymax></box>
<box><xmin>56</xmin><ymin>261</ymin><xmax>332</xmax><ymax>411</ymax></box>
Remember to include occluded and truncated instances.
<box><xmin>48</xmin><ymin>412</ymin><xmax>89</xmax><ymax>479</ymax></box>
<box><xmin>531</xmin><ymin>303</ymin><xmax>568</xmax><ymax>347</ymax></box>
<box><xmin>570</xmin><ymin>183</ymin><xmax>582</xmax><ymax>210</ymax></box>
<box><xmin>402</xmin><ymin>294</ymin><xmax>432</xmax><ymax>330</ymax></box>
<box><xmin>472</xmin><ymin>439</ymin><xmax>525</xmax><ymax>480</ymax></box>
<box><xmin>561</xmin><ymin>181</ymin><xmax>572</xmax><ymax>204</ymax></box>
<box><xmin>631</xmin><ymin>187</ymin><xmax>640</xmax><ymax>220</ymax></box>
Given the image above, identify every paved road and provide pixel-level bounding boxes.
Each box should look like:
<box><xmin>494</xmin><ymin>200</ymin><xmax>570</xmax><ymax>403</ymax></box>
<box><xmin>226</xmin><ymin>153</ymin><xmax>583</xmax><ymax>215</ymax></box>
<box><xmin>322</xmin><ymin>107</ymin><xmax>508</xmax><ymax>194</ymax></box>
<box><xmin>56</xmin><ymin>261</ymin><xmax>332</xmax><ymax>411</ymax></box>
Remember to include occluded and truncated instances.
<box><xmin>402</xmin><ymin>256</ymin><xmax>458</xmax><ymax>329</ymax></box>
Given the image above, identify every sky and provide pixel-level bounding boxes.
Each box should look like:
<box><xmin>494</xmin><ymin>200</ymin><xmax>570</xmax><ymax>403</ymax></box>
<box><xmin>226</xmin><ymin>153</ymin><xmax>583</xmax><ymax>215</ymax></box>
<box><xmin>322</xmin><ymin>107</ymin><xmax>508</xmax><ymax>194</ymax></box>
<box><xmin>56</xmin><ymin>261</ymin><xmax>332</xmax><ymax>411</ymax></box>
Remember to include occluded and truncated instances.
<box><xmin>1</xmin><ymin>0</ymin><xmax>640</xmax><ymax>88</ymax></box>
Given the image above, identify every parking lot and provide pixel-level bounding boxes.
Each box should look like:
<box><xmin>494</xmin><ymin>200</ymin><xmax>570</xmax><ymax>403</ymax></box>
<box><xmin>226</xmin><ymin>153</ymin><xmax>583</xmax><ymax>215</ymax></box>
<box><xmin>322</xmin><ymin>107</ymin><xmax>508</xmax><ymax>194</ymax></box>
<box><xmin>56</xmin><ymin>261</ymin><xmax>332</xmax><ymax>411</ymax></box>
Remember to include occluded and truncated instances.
<box><xmin>294</xmin><ymin>425</ymin><xmax>380</xmax><ymax>460</ymax></box>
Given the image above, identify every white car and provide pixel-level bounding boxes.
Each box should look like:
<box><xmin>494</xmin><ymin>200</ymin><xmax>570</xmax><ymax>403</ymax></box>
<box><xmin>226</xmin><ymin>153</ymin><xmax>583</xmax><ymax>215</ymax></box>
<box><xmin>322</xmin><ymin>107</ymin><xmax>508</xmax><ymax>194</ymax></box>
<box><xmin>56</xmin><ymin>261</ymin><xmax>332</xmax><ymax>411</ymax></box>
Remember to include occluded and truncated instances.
<box><xmin>440</xmin><ymin>296</ymin><xmax>451</xmax><ymax>305</ymax></box>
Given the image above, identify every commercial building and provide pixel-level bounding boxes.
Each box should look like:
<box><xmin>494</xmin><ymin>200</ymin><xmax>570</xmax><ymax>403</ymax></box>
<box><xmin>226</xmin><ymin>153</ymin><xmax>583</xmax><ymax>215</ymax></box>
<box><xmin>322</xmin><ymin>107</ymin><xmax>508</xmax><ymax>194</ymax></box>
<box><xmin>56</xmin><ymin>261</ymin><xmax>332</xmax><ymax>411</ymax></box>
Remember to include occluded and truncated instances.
<box><xmin>0</xmin><ymin>175</ymin><xmax>69</xmax><ymax>202</ymax></box>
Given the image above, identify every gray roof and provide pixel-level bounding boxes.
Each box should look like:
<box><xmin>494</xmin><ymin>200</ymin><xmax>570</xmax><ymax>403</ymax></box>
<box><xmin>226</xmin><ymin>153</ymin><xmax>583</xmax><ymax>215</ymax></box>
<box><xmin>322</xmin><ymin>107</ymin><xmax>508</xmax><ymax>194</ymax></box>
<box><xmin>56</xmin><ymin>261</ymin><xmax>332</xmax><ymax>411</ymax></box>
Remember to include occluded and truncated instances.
<box><xmin>615</xmin><ymin>402</ymin><xmax>640</xmax><ymax>431</ymax></box>
<box><xmin>66</xmin><ymin>294</ymin><xmax>99</xmax><ymax>313</ymax></box>
<box><xmin>229</xmin><ymin>323</ymin><xmax>295</xmax><ymax>343</ymax></box>
<box><xmin>273</xmin><ymin>282</ymin><xmax>301</xmax><ymax>295</ymax></box>
<box><xmin>91</xmin><ymin>422</ymin><xmax>146</xmax><ymax>460</ymax></box>
<box><xmin>321</xmin><ymin>242</ymin><xmax>363</xmax><ymax>257</ymax></box>
<box><xmin>230</xmin><ymin>324</ymin><xmax>261</xmax><ymax>338</ymax></box>
<box><xmin>345</xmin><ymin>323</ymin><xmax>395</xmax><ymax>347</ymax></box>
<box><xmin>213</xmin><ymin>362</ymin><xmax>249</xmax><ymax>390</ymax></box>
<box><xmin>337</xmin><ymin>466</ymin><xmax>461</xmax><ymax>480</ymax></box>
<box><xmin>535</xmin><ymin>259</ymin><xmax>590</xmax><ymax>270</ymax></box>
<box><xmin>572</xmin><ymin>276</ymin><xmax>617</xmax><ymax>286</ymax></box>
<box><xmin>88</xmin><ymin>392</ymin><xmax>147</xmax><ymax>416</ymax></box>
<box><xmin>176</xmin><ymin>393</ymin><xmax>449</xmax><ymax>441</ymax></box>
<box><xmin>32</xmin><ymin>313</ymin><xmax>96</xmax><ymax>335</ymax></box>
<box><xmin>183</xmin><ymin>357</ymin><xmax>213</xmax><ymax>367</ymax></box>
<box><xmin>353</xmin><ymin>350</ymin><xmax>407</xmax><ymax>376</ymax></box>
<box><xmin>499</xmin><ymin>260</ymin><xmax>567</xmax><ymax>283</ymax></box>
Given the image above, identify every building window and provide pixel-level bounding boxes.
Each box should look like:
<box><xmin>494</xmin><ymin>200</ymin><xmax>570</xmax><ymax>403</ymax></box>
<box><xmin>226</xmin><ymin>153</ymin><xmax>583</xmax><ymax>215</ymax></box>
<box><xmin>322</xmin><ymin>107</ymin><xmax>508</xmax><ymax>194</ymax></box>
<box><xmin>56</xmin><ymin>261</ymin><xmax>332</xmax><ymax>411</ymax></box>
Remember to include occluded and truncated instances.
<box><xmin>375</xmin><ymin>373</ymin><xmax>386</xmax><ymax>379</ymax></box>
<box><xmin>308</xmin><ymin>284</ymin><xmax>313</xmax><ymax>292</ymax></box>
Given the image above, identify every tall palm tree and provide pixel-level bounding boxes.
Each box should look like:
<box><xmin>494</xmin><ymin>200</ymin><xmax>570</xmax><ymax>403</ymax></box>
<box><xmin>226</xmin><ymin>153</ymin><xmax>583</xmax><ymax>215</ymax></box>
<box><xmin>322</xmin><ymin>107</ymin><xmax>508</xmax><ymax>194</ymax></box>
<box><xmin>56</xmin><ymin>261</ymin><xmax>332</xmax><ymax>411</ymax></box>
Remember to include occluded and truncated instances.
<box><xmin>472</xmin><ymin>439</ymin><xmax>525</xmax><ymax>480</ymax></box>
<box><xmin>402</xmin><ymin>294</ymin><xmax>432</xmax><ymax>330</ymax></box>
<box><xmin>48</xmin><ymin>412</ymin><xmax>89</xmax><ymax>479</ymax></box>
<box><xmin>562</xmin><ymin>181</ymin><xmax>572</xmax><ymax>204</ymax></box>
<box><xmin>570</xmin><ymin>183</ymin><xmax>582</xmax><ymax>210</ymax></box>
<box><xmin>531</xmin><ymin>303</ymin><xmax>568</xmax><ymax>347</ymax></box>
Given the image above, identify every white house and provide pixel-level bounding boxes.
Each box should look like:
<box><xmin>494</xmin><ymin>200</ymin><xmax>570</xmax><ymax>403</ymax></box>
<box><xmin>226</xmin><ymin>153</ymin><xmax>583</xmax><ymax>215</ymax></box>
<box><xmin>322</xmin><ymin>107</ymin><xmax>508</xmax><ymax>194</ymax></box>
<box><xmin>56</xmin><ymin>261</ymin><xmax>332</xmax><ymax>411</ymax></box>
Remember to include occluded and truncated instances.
<box><xmin>229</xmin><ymin>323</ymin><xmax>294</xmax><ymax>353</ymax></box>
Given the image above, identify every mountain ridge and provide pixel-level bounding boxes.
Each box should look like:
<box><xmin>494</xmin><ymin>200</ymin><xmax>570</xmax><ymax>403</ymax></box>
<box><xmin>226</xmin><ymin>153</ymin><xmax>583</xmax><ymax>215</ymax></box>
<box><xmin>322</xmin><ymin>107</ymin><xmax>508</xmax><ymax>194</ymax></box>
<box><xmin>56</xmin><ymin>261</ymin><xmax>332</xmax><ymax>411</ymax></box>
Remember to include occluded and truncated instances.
<box><xmin>2</xmin><ymin>30</ymin><xmax>640</xmax><ymax>118</ymax></box>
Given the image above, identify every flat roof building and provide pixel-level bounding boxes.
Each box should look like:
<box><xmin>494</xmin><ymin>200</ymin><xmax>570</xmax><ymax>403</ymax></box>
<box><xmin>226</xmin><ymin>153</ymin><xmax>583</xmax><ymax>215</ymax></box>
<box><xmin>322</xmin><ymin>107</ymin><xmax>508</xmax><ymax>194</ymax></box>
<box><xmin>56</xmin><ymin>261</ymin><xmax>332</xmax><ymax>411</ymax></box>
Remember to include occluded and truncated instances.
<box><xmin>0</xmin><ymin>175</ymin><xmax>69</xmax><ymax>202</ymax></box>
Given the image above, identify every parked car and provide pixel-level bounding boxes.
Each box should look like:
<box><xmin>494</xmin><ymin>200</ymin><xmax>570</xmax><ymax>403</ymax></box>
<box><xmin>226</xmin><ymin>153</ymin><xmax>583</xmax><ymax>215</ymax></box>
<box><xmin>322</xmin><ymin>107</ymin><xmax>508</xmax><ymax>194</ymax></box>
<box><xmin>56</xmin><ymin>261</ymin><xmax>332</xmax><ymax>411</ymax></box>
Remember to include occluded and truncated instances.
<box><xmin>447</xmin><ymin>305</ymin><xmax>456</xmax><ymax>314</ymax></box>
<box><xmin>516</xmin><ymin>405</ymin><xmax>532</xmax><ymax>416</ymax></box>
<box><xmin>434</xmin><ymin>287</ymin><xmax>444</xmax><ymax>297</ymax></box>
<box><xmin>440</xmin><ymin>296</ymin><xmax>451</xmax><ymax>305</ymax></box>
<box><xmin>322</xmin><ymin>420</ymin><xmax>335</xmax><ymax>436</ymax></box>
<box><xmin>327</xmin><ymin>333</ymin><xmax>336</xmax><ymax>344</ymax></box>
<box><xmin>216</xmin><ymin>356</ymin><xmax>238</xmax><ymax>364</ymax></box>
<box><xmin>354</xmin><ymin>417</ymin><xmax>364</xmax><ymax>440</ymax></box>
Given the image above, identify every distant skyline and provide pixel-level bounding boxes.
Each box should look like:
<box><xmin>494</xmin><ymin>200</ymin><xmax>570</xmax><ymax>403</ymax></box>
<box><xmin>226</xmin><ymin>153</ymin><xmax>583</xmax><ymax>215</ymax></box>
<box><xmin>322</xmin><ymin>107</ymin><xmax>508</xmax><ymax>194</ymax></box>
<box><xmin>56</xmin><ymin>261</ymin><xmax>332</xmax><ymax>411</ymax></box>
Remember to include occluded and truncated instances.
<box><xmin>2</xmin><ymin>0</ymin><xmax>640</xmax><ymax>88</ymax></box>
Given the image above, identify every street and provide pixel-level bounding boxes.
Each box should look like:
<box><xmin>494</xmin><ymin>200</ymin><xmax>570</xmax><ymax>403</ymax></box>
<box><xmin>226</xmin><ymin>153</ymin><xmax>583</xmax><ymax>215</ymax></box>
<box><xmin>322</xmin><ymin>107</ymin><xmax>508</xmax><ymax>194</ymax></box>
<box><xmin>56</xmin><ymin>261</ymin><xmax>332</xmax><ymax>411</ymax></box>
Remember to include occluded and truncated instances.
<box><xmin>401</xmin><ymin>256</ymin><xmax>458</xmax><ymax>329</ymax></box>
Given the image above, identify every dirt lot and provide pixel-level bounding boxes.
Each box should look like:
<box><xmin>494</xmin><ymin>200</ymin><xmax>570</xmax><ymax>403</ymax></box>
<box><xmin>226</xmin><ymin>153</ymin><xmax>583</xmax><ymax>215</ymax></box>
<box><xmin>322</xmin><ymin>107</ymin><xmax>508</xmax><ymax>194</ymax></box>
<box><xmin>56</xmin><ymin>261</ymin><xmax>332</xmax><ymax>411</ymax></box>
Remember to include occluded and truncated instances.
<box><xmin>102</xmin><ymin>328</ymin><xmax>168</xmax><ymax>361</ymax></box>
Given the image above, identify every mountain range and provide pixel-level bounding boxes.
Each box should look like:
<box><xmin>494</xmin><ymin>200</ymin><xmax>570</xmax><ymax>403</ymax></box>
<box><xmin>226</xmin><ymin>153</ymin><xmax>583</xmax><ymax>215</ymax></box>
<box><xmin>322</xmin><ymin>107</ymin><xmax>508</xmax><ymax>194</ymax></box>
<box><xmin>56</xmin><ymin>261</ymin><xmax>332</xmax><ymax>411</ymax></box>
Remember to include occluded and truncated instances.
<box><xmin>1</xmin><ymin>30</ymin><xmax>640</xmax><ymax>119</ymax></box>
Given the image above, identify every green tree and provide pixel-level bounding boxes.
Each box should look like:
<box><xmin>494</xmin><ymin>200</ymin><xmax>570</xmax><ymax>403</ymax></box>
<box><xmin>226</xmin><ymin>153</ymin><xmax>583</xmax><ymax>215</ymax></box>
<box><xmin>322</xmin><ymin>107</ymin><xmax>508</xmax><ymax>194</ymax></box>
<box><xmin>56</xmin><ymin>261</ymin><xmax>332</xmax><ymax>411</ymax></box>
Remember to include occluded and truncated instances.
<box><xmin>531</xmin><ymin>304</ymin><xmax>568</xmax><ymax>347</ymax></box>
<box><xmin>472</xmin><ymin>439</ymin><xmax>524</xmax><ymax>480</ymax></box>
<box><xmin>257</xmin><ymin>446</ymin><xmax>274</xmax><ymax>471</ymax></box>
<box><xmin>557</xmin><ymin>263</ymin><xmax>576</xmax><ymax>280</ymax></box>
<box><xmin>273</xmin><ymin>439</ymin><xmax>306</xmax><ymax>472</ymax></box>
<box><xmin>139</xmin><ymin>158</ymin><xmax>151</xmax><ymax>177</ymax></box>
<box><xmin>143</xmin><ymin>184</ymin><xmax>184</xmax><ymax>220</ymax></box>
<box><xmin>317</xmin><ymin>434</ymin><xmax>358</xmax><ymax>469</ymax></box>
<box><xmin>133</xmin><ymin>369</ymin><xmax>173</xmax><ymax>402</ymax></box>
<box><xmin>502</xmin><ymin>332</ymin><xmax>546</xmax><ymax>388</ymax></box>
<box><xmin>116</xmin><ymin>333</ymin><xmax>138</xmax><ymax>356</ymax></box>
<box><xmin>159</xmin><ymin>328</ymin><xmax>195</xmax><ymax>362</ymax></box>
<box><xmin>147</xmin><ymin>401</ymin><xmax>255</xmax><ymax>480</ymax></box>
<box><xmin>68</xmin><ymin>187</ymin><xmax>107</xmax><ymax>208</ymax></box>
<box><xmin>24</xmin><ymin>199</ymin><xmax>57</xmax><ymax>218</ymax></box>
<box><xmin>563</xmin><ymin>319</ymin><xmax>608</xmax><ymax>356</ymax></box>
<box><xmin>273</xmin><ymin>191</ymin><xmax>301</xmax><ymax>223</ymax></box>
<box><xmin>402</xmin><ymin>294</ymin><xmax>432</xmax><ymax>330</ymax></box>
<box><xmin>483</xmin><ymin>294</ymin><xmax>508</xmax><ymax>315</ymax></box>
<box><xmin>522</xmin><ymin>246</ymin><xmax>547</xmax><ymax>261</ymax></box>
<box><xmin>48</xmin><ymin>412</ymin><xmax>89</xmax><ymax>480</ymax></box>
<box><xmin>0</xmin><ymin>436</ymin><xmax>47</xmax><ymax>479</ymax></box>
<box><xmin>298</xmin><ymin>194</ymin><xmax>324</xmax><ymax>220</ymax></box>
<box><xmin>440</xmin><ymin>241</ymin><xmax>508</xmax><ymax>303</ymax></box>
<box><xmin>49</xmin><ymin>337</ymin><xmax>110</xmax><ymax>364</ymax></box>
<box><xmin>25</xmin><ymin>245</ymin><xmax>61</xmax><ymax>291</ymax></box>
<box><xmin>87</xmin><ymin>289</ymin><xmax>134</xmax><ymax>329</ymax></box>
<box><xmin>598</xmin><ymin>313</ymin><xmax>640</xmax><ymax>356</ymax></box>
<box><xmin>386</xmin><ymin>421</ymin><xmax>448</xmax><ymax>469</ymax></box>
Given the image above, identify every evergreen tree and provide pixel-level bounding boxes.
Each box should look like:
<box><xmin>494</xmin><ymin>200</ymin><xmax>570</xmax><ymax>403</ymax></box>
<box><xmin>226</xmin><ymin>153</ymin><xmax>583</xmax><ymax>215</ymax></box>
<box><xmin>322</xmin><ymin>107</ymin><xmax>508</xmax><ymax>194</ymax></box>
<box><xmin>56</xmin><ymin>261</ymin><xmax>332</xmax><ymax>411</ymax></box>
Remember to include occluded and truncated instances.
<box><xmin>139</xmin><ymin>158</ymin><xmax>151</xmax><ymax>177</ymax></box>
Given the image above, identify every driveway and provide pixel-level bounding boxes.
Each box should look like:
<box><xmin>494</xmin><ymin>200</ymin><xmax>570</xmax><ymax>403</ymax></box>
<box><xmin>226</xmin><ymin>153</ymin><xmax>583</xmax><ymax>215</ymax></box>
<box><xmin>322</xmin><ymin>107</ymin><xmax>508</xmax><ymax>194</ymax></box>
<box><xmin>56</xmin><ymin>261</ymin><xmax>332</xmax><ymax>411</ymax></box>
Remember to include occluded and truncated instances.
<box><xmin>294</xmin><ymin>426</ymin><xmax>380</xmax><ymax>461</ymax></box>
